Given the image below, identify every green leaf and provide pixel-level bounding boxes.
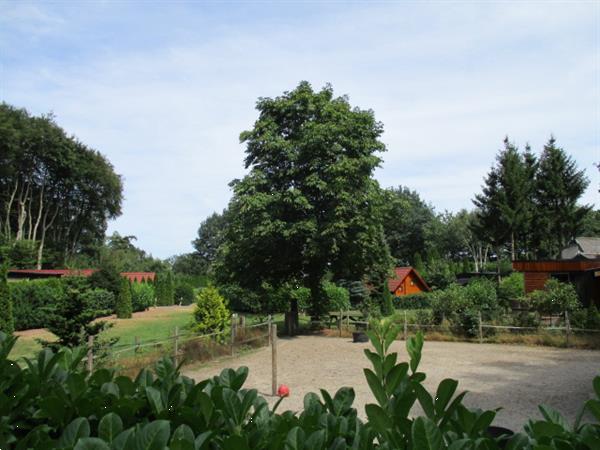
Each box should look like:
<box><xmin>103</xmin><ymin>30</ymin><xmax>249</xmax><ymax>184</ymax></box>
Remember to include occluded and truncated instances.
<box><xmin>194</xmin><ymin>431</ymin><xmax>213</xmax><ymax>450</ymax></box>
<box><xmin>332</xmin><ymin>387</ymin><xmax>355</xmax><ymax>415</ymax></box>
<box><xmin>284</xmin><ymin>427</ymin><xmax>305</xmax><ymax>450</ymax></box>
<box><xmin>365</xmin><ymin>403</ymin><xmax>393</xmax><ymax>434</ymax></box>
<box><xmin>363</xmin><ymin>368</ymin><xmax>387</xmax><ymax>406</ymax></box>
<box><xmin>538</xmin><ymin>404</ymin><xmax>569</xmax><ymax>430</ymax></box>
<box><xmin>58</xmin><ymin>417</ymin><xmax>90</xmax><ymax>448</ymax></box>
<box><xmin>112</xmin><ymin>428</ymin><xmax>134</xmax><ymax>450</ymax></box>
<box><xmin>171</xmin><ymin>424</ymin><xmax>194</xmax><ymax>444</ymax></box>
<box><xmin>530</xmin><ymin>421</ymin><xmax>565</xmax><ymax>438</ymax></box>
<box><xmin>593</xmin><ymin>376</ymin><xmax>600</xmax><ymax>399</ymax></box>
<box><xmin>406</xmin><ymin>332</ymin><xmax>423</xmax><ymax>373</ymax></box>
<box><xmin>414</xmin><ymin>384</ymin><xmax>435</xmax><ymax>419</ymax></box>
<box><xmin>134</xmin><ymin>420</ymin><xmax>170</xmax><ymax>450</ymax></box>
<box><xmin>434</xmin><ymin>379</ymin><xmax>458</xmax><ymax>417</ymax></box>
<box><xmin>505</xmin><ymin>433</ymin><xmax>530</xmax><ymax>450</ymax></box>
<box><xmin>411</xmin><ymin>417</ymin><xmax>444</xmax><ymax>450</ymax></box>
<box><xmin>74</xmin><ymin>437</ymin><xmax>111</xmax><ymax>450</ymax></box>
<box><xmin>304</xmin><ymin>430</ymin><xmax>325</xmax><ymax>450</ymax></box>
<box><xmin>585</xmin><ymin>399</ymin><xmax>600</xmax><ymax>422</ymax></box>
<box><xmin>366</xmin><ymin>330</ymin><xmax>383</xmax><ymax>357</ymax></box>
<box><xmin>363</xmin><ymin>349</ymin><xmax>382</xmax><ymax>378</ymax></box>
<box><xmin>98</xmin><ymin>413</ymin><xmax>123</xmax><ymax>443</ymax></box>
<box><xmin>145</xmin><ymin>386</ymin><xmax>164</xmax><ymax>415</ymax></box>
<box><xmin>385</xmin><ymin>362</ymin><xmax>408</xmax><ymax>395</ymax></box>
<box><xmin>471</xmin><ymin>410</ymin><xmax>496</xmax><ymax>435</ymax></box>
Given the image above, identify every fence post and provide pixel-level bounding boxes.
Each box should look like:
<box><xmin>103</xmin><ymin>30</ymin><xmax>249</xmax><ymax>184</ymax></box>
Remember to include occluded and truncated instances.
<box><xmin>478</xmin><ymin>311</ymin><xmax>483</xmax><ymax>344</ymax></box>
<box><xmin>268</xmin><ymin>315</ymin><xmax>272</xmax><ymax>346</ymax></box>
<box><xmin>403</xmin><ymin>310</ymin><xmax>408</xmax><ymax>341</ymax></box>
<box><xmin>87</xmin><ymin>335</ymin><xmax>94</xmax><ymax>372</ymax></box>
<box><xmin>565</xmin><ymin>310</ymin><xmax>571</xmax><ymax>347</ymax></box>
<box><xmin>174</xmin><ymin>326</ymin><xmax>179</xmax><ymax>365</ymax></box>
<box><xmin>339</xmin><ymin>309</ymin><xmax>342</xmax><ymax>337</ymax></box>
<box><xmin>231</xmin><ymin>314</ymin><xmax>237</xmax><ymax>356</ymax></box>
<box><xmin>271</xmin><ymin>324</ymin><xmax>278</xmax><ymax>396</ymax></box>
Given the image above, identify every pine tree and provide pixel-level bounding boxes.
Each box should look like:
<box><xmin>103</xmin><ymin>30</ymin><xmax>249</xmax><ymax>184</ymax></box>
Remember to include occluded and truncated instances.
<box><xmin>473</xmin><ymin>138</ymin><xmax>535</xmax><ymax>260</ymax></box>
<box><xmin>534</xmin><ymin>137</ymin><xmax>590</xmax><ymax>258</ymax></box>
<box><xmin>0</xmin><ymin>264</ymin><xmax>14</xmax><ymax>334</ymax></box>
<box><xmin>154</xmin><ymin>273</ymin><xmax>164</xmax><ymax>306</ymax></box>
<box><xmin>116</xmin><ymin>277</ymin><xmax>133</xmax><ymax>318</ymax></box>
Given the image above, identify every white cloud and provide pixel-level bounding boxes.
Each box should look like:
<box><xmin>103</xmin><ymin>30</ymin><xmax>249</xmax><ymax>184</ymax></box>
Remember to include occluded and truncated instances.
<box><xmin>1</xmin><ymin>1</ymin><xmax>598</xmax><ymax>257</ymax></box>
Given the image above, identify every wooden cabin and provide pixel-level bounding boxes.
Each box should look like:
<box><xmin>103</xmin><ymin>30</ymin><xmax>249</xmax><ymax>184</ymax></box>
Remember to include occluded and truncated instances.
<box><xmin>388</xmin><ymin>267</ymin><xmax>430</xmax><ymax>296</ymax></box>
<box><xmin>512</xmin><ymin>237</ymin><xmax>600</xmax><ymax>306</ymax></box>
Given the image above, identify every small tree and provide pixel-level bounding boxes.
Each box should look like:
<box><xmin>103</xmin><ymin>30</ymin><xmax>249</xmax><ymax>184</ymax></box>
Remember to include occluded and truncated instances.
<box><xmin>116</xmin><ymin>277</ymin><xmax>133</xmax><ymax>318</ymax></box>
<box><xmin>530</xmin><ymin>278</ymin><xmax>581</xmax><ymax>315</ymax></box>
<box><xmin>322</xmin><ymin>281</ymin><xmax>351</xmax><ymax>312</ymax></box>
<box><xmin>193</xmin><ymin>286</ymin><xmax>230</xmax><ymax>334</ymax></box>
<box><xmin>165</xmin><ymin>271</ymin><xmax>175</xmax><ymax>305</ymax></box>
<box><xmin>0</xmin><ymin>264</ymin><xmax>14</xmax><ymax>334</ymax></box>
<box><xmin>46</xmin><ymin>288</ymin><xmax>107</xmax><ymax>348</ymax></box>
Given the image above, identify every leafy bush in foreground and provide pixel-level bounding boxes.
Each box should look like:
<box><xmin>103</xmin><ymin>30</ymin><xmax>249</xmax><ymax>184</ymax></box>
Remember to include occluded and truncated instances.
<box><xmin>0</xmin><ymin>322</ymin><xmax>598</xmax><ymax>449</ymax></box>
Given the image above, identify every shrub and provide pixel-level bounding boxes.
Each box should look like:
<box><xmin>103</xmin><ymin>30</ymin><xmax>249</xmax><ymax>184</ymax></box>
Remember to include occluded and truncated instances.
<box><xmin>193</xmin><ymin>285</ymin><xmax>230</xmax><ymax>334</ymax></box>
<box><xmin>394</xmin><ymin>293</ymin><xmax>432</xmax><ymax>310</ymax></box>
<box><xmin>80</xmin><ymin>288</ymin><xmax>115</xmax><ymax>316</ymax></box>
<box><xmin>1</xmin><ymin>324</ymin><xmax>598</xmax><ymax>449</ymax></box>
<box><xmin>132</xmin><ymin>281</ymin><xmax>154</xmax><ymax>311</ymax></box>
<box><xmin>498</xmin><ymin>272</ymin><xmax>525</xmax><ymax>308</ymax></box>
<box><xmin>10</xmin><ymin>278</ymin><xmax>64</xmax><ymax>330</ymax></box>
<box><xmin>322</xmin><ymin>281</ymin><xmax>350</xmax><ymax>312</ymax></box>
<box><xmin>0</xmin><ymin>264</ymin><xmax>13</xmax><ymax>334</ymax></box>
<box><xmin>513</xmin><ymin>311</ymin><xmax>541</xmax><ymax>329</ymax></box>
<box><xmin>155</xmin><ymin>272</ymin><xmax>175</xmax><ymax>306</ymax></box>
<box><xmin>115</xmin><ymin>277</ymin><xmax>132</xmax><ymax>319</ymax></box>
<box><xmin>530</xmin><ymin>278</ymin><xmax>581</xmax><ymax>314</ymax></box>
<box><xmin>44</xmin><ymin>288</ymin><xmax>108</xmax><ymax>348</ymax></box>
<box><xmin>218</xmin><ymin>283</ymin><xmax>262</xmax><ymax>313</ymax></box>
<box><xmin>586</xmin><ymin>304</ymin><xmax>600</xmax><ymax>330</ymax></box>
<box><xmin>88</xmin><ymin>263</ymin><xmax>121</xmax><ymax>296</ymax></box>
<box><xmin>463</xmin><ymin>278</ymin><xmax>500</xmax><ymax>321</ymax></box>
<box><xmin>174</xmin><ymin>283</ymin><xmax>194</xmax><ymax>305</ymax></box>
<box><xmin>415</xmin><ymin>309</ymin><xmax>434</xmax><ymax>326</ymax></box>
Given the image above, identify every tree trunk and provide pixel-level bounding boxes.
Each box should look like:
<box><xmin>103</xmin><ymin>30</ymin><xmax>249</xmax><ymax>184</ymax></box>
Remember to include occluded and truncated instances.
<box><xmin>15</xmin><ymin>183</ymin><xmax>30</xmax><ymax>241</ymax></box>
<box><xmin>36</xmin><ymin>207</ymin><xmax>59</xmax><ymax>269</ymax></box>
<box><xmin>307</xmin><ymin>273</ymin><xmax>325</xmax><ymax>320</ymax></box>
<box><xmin>511</xmin><ymin>232</ymin><xmax>516</xmax><ymax>261</ymax></box>
<box><xmin>4</xmin><ymin>180</ymin><xmax>18</xmax><ymax>239</ymax></box>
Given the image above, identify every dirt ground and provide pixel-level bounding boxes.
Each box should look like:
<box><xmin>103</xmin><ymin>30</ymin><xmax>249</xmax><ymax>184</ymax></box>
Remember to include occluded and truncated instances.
<box><xmin>184</xmin><ymin>335</ymin><xmax>600</xmax><ymax>431</ymax></box>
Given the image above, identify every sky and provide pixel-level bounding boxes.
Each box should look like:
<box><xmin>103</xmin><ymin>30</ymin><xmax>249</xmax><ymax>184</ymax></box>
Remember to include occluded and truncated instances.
<box><xmin>1</xmin><ymin>0</ymin><xmax>599</xmax><ymax>258</ymax></box>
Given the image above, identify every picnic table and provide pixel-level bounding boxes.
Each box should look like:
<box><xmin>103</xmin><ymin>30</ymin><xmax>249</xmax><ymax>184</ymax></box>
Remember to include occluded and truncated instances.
<box><xmin>327</xmin><ymin>310</ymin><xmax>368</xmax><ymax>329</ymax></box>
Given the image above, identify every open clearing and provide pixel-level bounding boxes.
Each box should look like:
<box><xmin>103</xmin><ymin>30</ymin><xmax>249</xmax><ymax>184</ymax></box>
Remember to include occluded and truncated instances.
<box><xmin>185</xmin><ymin>335</ymin><xmax>600</xmax><ymax>431</ymax></box>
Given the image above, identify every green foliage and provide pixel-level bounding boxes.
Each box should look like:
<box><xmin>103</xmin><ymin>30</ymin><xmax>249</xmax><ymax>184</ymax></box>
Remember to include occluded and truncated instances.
<box><xmin>530</xmin><ymin>279</ymin><xmax>581</xmax><ymax>315</ymax></box>
<box><xmin>80</xmin><ymin>288</ymin><xmax>115</xmax><ymax>316</ymax></box>
<box><xmin>218</xmin><ymin>283</ymin><xmax>263</xmax><ymax>313</ymax></box>
<box><xmin>115</xmin><ymin>277</ymin><xmax>132</xmax><ymax>319</ymax></box>
<box><xmin>45</xmin><ymin>288</ymin><xmax>108</xmax><ymax>348</ymax></box>
<box><xmin>131</xmin><ymin>281</ymin><xmax>154</xmax><ymax>311</ymax></box>
<box><xmin>1</xmin><ymin>320</ymin><xmax>600</xmax><ymax>449</ymax></box>
<box><xmin>423</xmin><ymin>258</ymin><xmax>455</xmax><ymax>290</ymax></box>
<box><xmin>380</xmin><ymin>283</ymin><xmax>394</xmax><ymax>317</ymax></box>
<box><xmin>0</xmin><ymin>239</ymin><xmax>37</xmax><ymax>268</ymax></box>
<box><xmin>10</xmin><ymin>278</ymin><xmax>64</xmax><ymax>330</ymax></box>
<box><xmin>498</xmin><ymin>272</ymin><xmax>525</xmax><ymax>307</ymax></box>
<box><xmin>0</xmin><ymin>264</ymin><xmax>14</xmax><ymax>334</ymax></box>
<box><xmin>192</xmin><ymin>210</ymin><xmax>229</xmax><ymax>275</ymax></box>
<box><xmin>0</xmin><ymin>103</ymin><xmax>123</xmax><ymax>268</ymax></box>
<box><xmin>217</xmin><ymin>82</ymin><xmax>392</xmax><ymax>317</ymax></box>
<box><xmin>193</xmin><ymin>286</ymin><xmax>230</xmax><ymax>334</ymax></box>
<box><xmin>338</xmin><ymin>280</ymin><xmax>369</xmax><ymax>308</ymax></box>
<box><xmin>394</xmin><ymin>293</ymin><xmax>432</xmax><ymax>310</ymax></box>
<box><xmin>173</xmin><ymin>283</ymin><xmax>194</xmax><ymax>306</ymax></box>
<box><xmin>322</xmin><ymin>281</ymin><xmax>351</xmax><ymax>312</ymax></box>
<box><xmin>88</xmin><ymin>263</ymin><xmax>122</xmax><ymax>296</ymax></box>
<box><xmin>155</xmin><ymin>273</ymin><xmax>175</xmax><ymax>307</ymax></box>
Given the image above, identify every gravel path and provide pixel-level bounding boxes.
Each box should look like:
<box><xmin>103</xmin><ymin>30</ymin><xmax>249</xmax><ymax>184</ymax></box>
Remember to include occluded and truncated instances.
<box><xmin>184</xmin><ymin>335</ymin><xmax>600</xmax><ymax>430</ymax></box>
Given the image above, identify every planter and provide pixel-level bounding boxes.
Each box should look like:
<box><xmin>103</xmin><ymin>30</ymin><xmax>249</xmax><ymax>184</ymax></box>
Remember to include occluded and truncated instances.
<box><xmin>352</xmin><ymin>331</ymin><xmax>368</xmax><ymax>343</ymax></box>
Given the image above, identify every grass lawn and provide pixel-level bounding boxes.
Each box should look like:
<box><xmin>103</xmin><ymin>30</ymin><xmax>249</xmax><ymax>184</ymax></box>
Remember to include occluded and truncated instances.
<box><xmin>11</xmin><ymin>305</ymin><xmax>196</xmax><ymax>360</ymax></box>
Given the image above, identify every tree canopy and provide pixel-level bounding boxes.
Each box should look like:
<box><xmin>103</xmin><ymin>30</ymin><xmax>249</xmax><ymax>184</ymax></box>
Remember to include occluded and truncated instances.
<box><xmin>0</xmin><ymin>103</ymin><xmax>123</xmax><ymax>268</ymax></box>
<box><xmin>216</xmin><ymin>82</ymin><xmax>392</xmax><ymax>316</ymax></box>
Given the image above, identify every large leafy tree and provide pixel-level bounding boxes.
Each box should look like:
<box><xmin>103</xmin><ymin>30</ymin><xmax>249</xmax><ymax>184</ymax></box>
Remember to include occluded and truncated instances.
<box><xmin>382</xmin><ymin>186</ymin><xmax>435</xmax><ymax>265</ymax></box>
<box><xmin>533</xmin><ymin>138</ymin><xmax>590</xmax><ymax>257</ymax></box>
<box><xmin>218</xmin><ymin>82</ymin><xmax>392</xmax><ymax>318</ymax></box>
<box><xmin>0</xmin><ymin>103</ymin><xmax>123</xmax><ymax>268</ymax></box>
<box><xmin>192</xmin><ymin>210</ymin><xmax>229</xmax><ymax>275</ymax></box>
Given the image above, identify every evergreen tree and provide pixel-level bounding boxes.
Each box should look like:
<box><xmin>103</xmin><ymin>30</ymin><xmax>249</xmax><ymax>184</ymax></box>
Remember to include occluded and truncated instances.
<box><xmin>473</xmin><ymin>137</ymin><xmax>534</xmax><ymax>260</ymax></box>
<box><xmin>0</xmin><ymin>263</ymin><xmax>14</xmax><ymax>334</ymax></box>
<box><xmin>534</xmin><ymin>137</ymin><xmax>590</xmax><ymax>257</ymax></box>
<box><xmin>165</xmin><ymin>271</ymin><xmax>175</xmax><ymax>306</ymax></box>
<box><xmin>116</xmin><ymin>277</ymin><xmax>133</xmax><ymax>318</ymax></box>
<box><xmin>154</xmin><ymin>273</ymin><xmax>165</xmax><ymax>306</ymax></box>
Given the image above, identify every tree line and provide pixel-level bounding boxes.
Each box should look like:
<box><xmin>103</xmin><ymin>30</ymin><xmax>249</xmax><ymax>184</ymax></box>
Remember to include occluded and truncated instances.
<box><xmin>0</xmin><ymin>103</ymin><xmax>123</xmax><ymax>268</ymax></box>
<box><xmin>170</xmin><ymin>82</ymin><xmax>598</xmax><ymax>318</ymax></box>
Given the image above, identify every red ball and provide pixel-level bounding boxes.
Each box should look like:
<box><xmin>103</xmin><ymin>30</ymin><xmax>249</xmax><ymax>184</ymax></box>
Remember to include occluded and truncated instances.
<box><xmin>277</xmin><ymin>384</ymin><xmax>290</xmax><ymax>397</ymax></box>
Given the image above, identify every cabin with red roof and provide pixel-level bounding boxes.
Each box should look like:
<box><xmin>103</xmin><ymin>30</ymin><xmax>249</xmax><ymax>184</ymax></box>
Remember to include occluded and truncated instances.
<box><xmin>8</xmin><ymin>269</ymin><xmax>155</xmax><ymax>283</ymax></box>
<box><xmin>388</xmin><ymin>267</ymin><xmax>430</xmax><ymax>296</ymax></box>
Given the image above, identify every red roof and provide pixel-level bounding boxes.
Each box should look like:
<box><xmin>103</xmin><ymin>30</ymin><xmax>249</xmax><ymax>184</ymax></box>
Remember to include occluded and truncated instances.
<box><xmin>8</xmin><ymin>269</ymin><xmax>155</xmax><ymax>282</ymax></box>
<box><xmin>388</xmin><ymin>267</ymin><xmax>430</xmax><ymax>292</ymax></box>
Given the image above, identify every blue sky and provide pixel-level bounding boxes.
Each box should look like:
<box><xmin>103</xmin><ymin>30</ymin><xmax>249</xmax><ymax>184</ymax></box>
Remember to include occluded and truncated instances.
<box><xmin>1</xmin><ymin>1</ymin><xmax>598</xmax><ymax>258</ymax></box>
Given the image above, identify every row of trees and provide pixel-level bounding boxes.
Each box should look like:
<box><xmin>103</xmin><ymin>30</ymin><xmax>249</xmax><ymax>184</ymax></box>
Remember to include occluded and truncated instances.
<box><xmin>0</xmin><ymin>103</ymin><xmax>123</xmax><ymax>269</ymax></box>
<box><xmin>170</xmin><ymin>82</ymin><xmax>597</xmax><ymax>320</ymax></box>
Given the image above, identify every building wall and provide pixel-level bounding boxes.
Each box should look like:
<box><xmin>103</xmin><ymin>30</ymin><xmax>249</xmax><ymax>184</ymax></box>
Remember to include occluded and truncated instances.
<box><xmin>394</xmin><ymin>273</ymin><xmax>426</xmax><ymax>296</ymax></box>
<box><xmin>524</xmin><ymin>272</ymin><xmax>549</xmax><ymax>293</ymax></box>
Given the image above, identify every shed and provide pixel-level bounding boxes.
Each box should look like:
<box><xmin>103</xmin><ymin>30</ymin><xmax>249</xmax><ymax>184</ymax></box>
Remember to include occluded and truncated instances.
<box><xmin>388</xmin><ymin>267</ymin><xmax>430</xmax><ymax>296</ymax></box>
